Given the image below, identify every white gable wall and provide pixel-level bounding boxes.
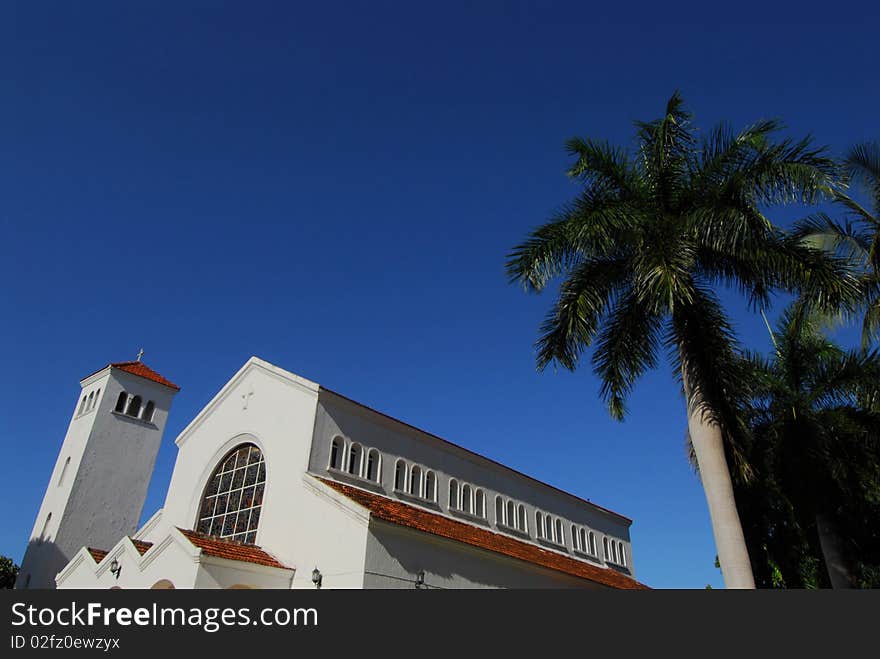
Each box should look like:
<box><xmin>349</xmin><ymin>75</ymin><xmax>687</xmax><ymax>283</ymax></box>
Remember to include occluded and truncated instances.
<box><xmin>155</xmin><ymin>358</ymin><xmax>370</xmax><ymax>588</ymax></box>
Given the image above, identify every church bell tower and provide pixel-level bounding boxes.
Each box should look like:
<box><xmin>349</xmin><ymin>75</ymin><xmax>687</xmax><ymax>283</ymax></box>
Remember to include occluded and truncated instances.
<box><xmin>16</xmin><ymin>357</ymin><xmax>179</xmax><ymax>589</ymax></box>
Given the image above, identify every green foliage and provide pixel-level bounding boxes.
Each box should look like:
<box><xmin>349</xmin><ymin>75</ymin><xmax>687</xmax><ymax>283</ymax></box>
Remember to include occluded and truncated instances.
<box><xmin>0</xmin><ymin>556</ymin><xmax>19</xmax><ymax>589</ymax></box>
<box><xmin>734</xmin><ymin>304</ymin><xmax>880</xmax><ymax>587</ymax></box>
<box><xmin>507</xmin><ymin>92</ymin><xmax>858</xmax><ymax>437</ymax></box>
<box><xmin>794</xmin><ymin>141</ymin><xmax>880</xmax><ymax>346</ymax></box>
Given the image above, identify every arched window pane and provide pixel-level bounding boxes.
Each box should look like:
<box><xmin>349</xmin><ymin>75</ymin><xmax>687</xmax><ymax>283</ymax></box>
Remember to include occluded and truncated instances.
<box><xmin>395</xmin><ymin>461</ymin><xmax>407</xmax><ymax>490</ymax></box>
<box><xmin>409</xmin><ymin>466</ymin><xmax>422</xmax><ymax>496</ymax></box>
<box><xmin>366</xmin><ymin>449</ymin><xmax>380</xmax><ymax>482</ymax></box>
<box><xmin>348</xmin><ymin>444</ymin><xmax>362</xmax><ymax>476</ymax></box>
<box><xmin>461</xmin><ymin>485</ymin><xmax>472</xmax><ymax>514</ymax></box>
<box><xmin>127</xmin><ymin>395</ymin><xmax>142</xmax><ymax>418</ymax></box>
<box><xmin>330</xmin><ymin>438</ymin><xmax>344</xmax><ymax>470</ymax></box>
<box><xmin>425</xmin><ymin>471</ymin><xmax>436</xmax><ymax>501</ymax></box>
<box><xmin>196</xmin><ymin>444</ymin><xmax>266</xmax><ymax>543</ymax></box>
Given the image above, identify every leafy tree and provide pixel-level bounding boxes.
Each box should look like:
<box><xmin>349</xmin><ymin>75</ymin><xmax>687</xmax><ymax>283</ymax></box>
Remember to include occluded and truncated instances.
<box><xmin>506</xmin><ymin>92</ymin><xmax>858</xmax><ymax>588</ymax></box>
<box><xmin>0</xmin><ymin>556</ymin><xmax>19</xmax><ymax>589</ymax></box>
<box><xmin>795</xmin><ymin>141</ymin><xmax>880</xmax><ymax>345</ymax></box>
<box><xmin>736</xmin><ymin>305</ymin><xmax>880</xmax><ymax>587</ymax></box>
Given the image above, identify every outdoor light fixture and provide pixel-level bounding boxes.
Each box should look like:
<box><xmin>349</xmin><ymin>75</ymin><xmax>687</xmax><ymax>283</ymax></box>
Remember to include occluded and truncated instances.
<box><xmin>311</xmin><ymin>567</ymin><xmax>322</xmax><ymax>589</ymax></box>
<box><xmin>415</xmin><ymin>570</ymin><xmax>425</xmax><ymax>589</ymax></box>
<box><xmin>109</xmin><ymin>559</ymin><xmax>121</xmax><ymax>579</ymax></box>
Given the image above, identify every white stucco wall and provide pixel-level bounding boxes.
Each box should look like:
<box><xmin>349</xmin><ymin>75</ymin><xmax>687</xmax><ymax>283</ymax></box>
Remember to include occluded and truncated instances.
<box><xmin>308</xmin><ymin>390</ymin><xmax>635</xmax><ymax>578</ymax></box>
<box><xmin>364</xmin><ymin>520</ymin><xmax>610</xmax><ymax>589</ymax></box>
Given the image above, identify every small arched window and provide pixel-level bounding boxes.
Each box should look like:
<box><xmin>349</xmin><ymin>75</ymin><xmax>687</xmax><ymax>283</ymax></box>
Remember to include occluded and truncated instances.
<box><xmin>535</xmin><ymin>512</ymin><xmax>544</xmax><ymax>538</ymax></box>
<box><xmin>127</xmin><ymin>395</ymin><xmax>142</xmax><ymax>418</ymax></box>
<box><xmin>39</xmin><ymin>513</ymin><xmax>52</xmax><ymax>542</ymax></box>
<box><xmin>394</xmin><ymin>460</ymin><xmax>407</xmax><ymax>491</ymax></box>
<box><xmin>196</xmin><ymin>443</ymin><xmax>266</xmax><ymax>543</ymax></box>
<box><xmin>58</xmin><ymin>457</ymin><xmax>71</xmax><ymax>487</ymax></box>
<box><xmin>474</xmin><ymin>489</ymin><xmax>485</xmax><ymax>517</ymax></box>
<box><xmin>330</xmin><ymin>437</ymin><xmax>345</xmax><ymax>470</ymax></box>
<box><xmin>143</xmin><ymin>400</ymin><xmax>155</xmax><ymax>423</ymax></box>
<box><xmin>450</xmin><ymin>479</ymin><xmax>460</xmax><ymax>509</ymax></box>
<box><xmin>347</xmin><ymin>443</ymin><xmax>363</xmax><ymax>477</ymax></box>
<box><xmin>495</xmin><ymin>495</ymin><xmax>504</xmax><ymax>524</ymax></box>
<box><xmin>409</xmin><ymin>465</ymin><xmax>422</xmax><ymax>497</ymax></box>
<box><xmin>366</xmin><ymin>449</ymin><xmax>381</xmax><ymax>482</ymax></box>
<box><xmin>589</xmin><ymin>531</ymin><xmax>596</xmax><ymax>555</ymax></box>
<box><xmin>572</xmin><ymin>525</ymin><xmax>579</xmax><ymax>551</ymax></box>
<box><xmin>115</xmin><ymin>391</ymin><xmax>127</xmax><ymax>413</ymax></box>
<box><xmin>86</xmin><ymin>392</ymin><xmax>94</xmax><ymax>412</ymax></box>
<box><xmin>618</xmin><ymin>542</ymin><xmax>626</xmax><ymax>566</ymax></box>
<box><xmin>461</xmin><ymin>484</ymin><xmax>472</xmax><ymax>514</ymax></box>
<box><xmin>579</xmin><ymin>528</ymin><xmax>587</xmax><ymax>553</ymax></box>
<box><xmin>78</xmin><ymin>395</ymin><xmax>87</xmax><ymax>415</ymax></box>
<box><xmin>424</xmin><ymin>471</ymin><xmax>437</xmax><ymax>501</ymax></box>
<box><xmin>603</xmin><ymin>537</ymin><xmax>610</xmax><ymax>560</ymax></box>
<box><xmin>506</xmin><ymin>500</ymin><xmax>515</xmax><ymax>527</ymax></box>
<box><xmin>611</xmin><ymin>540</ymin><xmax>619</xmax><ymax>564</ymax></box>
<box><xmin>517</xmin><ymin>504</ymin><xmax>526</xmax><ymax>532</ymax></box>
<box><xmin>555</xmin><ymin>519</ymin><xmax>564</xmax><ymax>545</ymax></box>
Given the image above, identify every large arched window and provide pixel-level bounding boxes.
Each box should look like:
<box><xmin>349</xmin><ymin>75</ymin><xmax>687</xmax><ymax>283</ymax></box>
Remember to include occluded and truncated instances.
<box><xmin>196</xmin><ymin>443</ymin><xmax>266</xmax><ymax>544</ymax></box>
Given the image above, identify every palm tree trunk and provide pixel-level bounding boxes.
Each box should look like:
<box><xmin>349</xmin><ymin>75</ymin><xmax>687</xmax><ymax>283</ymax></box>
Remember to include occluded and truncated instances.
<box><xmin>683</xmin><ymin>370</ymin><xmax>756</xmax><ymax>589</ymax></box>
<box><xmin>815</xmin><ymin>511</ymin><xmax>856</xmax><ymax>588</ymax></box>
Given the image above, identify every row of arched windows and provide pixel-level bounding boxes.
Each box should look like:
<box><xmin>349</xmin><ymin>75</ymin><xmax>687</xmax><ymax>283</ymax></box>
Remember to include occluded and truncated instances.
<box><xmin>114</xmin><ymin>391</ymin><xmax>155</xmax><ymax>423</ymax></box>
<box><xmin>77</xmin><ymin>388</ymin><xmax>101</xmax><ymax>416</ymax></box>
<box><xmin>394</xmin><ymin>459</ymin><xmax>437</xmax><ymax>502</ymax></box>
<box><xmin>571</xmin><ymin>524</ymin><xmax>598</xmax><ymax>557</ymax></box>
<box><xmin>494</xmin><ymin>496</ymin><xmax>528</xmax><ymax>533</ymax></box>
<box><xmin>603</xmin><ymin>536</ymin><xmax>627</xmax><ymax>567</ymax></box>
<box><xmin>329</xmin><ymin>437</ymin><xmax>382</xmax><ymax>483</ymax></box>
<box><xmin>449</xmin><ymin>480</ymin><xmax>486</xmax><ymax>518</ymax></box>
<box><xmin>324</xmin><ymin>439</ymin><xmax>628</xmax><ymax>569</ymax></box>
<box><xmin>535</xmin><ymin>511</ymin><xmax>565</xmax><ymax>545</ymax></box>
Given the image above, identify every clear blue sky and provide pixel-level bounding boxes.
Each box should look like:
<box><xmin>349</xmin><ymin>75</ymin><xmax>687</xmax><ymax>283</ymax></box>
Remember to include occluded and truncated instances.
<box><xmin>1</xmin><ymin>2</ymin><xmax>876</xmax><ymax>589</ymax></box>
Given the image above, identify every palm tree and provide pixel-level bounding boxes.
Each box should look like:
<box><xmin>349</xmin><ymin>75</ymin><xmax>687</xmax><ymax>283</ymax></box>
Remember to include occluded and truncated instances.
<box><xmin>506</xmin><ymin>92</ymin><xmax>857</xmax><ymax>588</ymax></box>
<box><xmin>795</xmin><ymin>141</ymin><xmax>880</xmax><ymax>345</ymax></box>
<box><xmin>739</xmin><ymin>305</ymin><xmax>880</xmax><ymax>587</ymax></box>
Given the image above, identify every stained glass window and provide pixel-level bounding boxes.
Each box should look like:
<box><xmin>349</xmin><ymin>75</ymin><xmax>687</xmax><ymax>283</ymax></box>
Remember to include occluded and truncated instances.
<box><xmin>196</xmin><ymin>444</ymin><xmax>266</xmax><ymax>544</ymax></box>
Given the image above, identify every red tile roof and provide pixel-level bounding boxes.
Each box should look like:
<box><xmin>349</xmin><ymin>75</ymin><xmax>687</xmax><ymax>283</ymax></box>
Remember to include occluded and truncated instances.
<box><xmin>177</xmin><ymin>528</ymin><xmax>291</xmax><ymax>570</ymax></box>
<box><xmin>111</xmin><ymin>362</ymin><xmax>180</xmax><ymax>391</ymax></box>
<box><xmin>87</xmin><ymin>547</ymin><xmax>108</xmax><ymax>563</ymax></box>
<box><xmin>320</xmin><ymin>478</ymin><xmax>649</xmax><ymax>590</ymax></box>
<box><xmin>131</xmin><ymin>539</ymin><xmax>153</xmax><ymax>555</ymax></box>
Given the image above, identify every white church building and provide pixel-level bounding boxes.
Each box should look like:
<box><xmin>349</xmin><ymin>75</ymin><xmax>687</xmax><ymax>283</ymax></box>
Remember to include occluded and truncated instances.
<box><xmin>17</xmin><ymin>357</ymin><xmax>647</xmax><ymax>590</ymax></box>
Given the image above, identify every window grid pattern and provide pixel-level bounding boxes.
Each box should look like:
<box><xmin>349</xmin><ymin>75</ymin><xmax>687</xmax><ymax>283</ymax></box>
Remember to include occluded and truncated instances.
<box><xmin>196</xmin><ymin>444</ymin><xmax>266</xmax><ymax>544</ymax></box>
